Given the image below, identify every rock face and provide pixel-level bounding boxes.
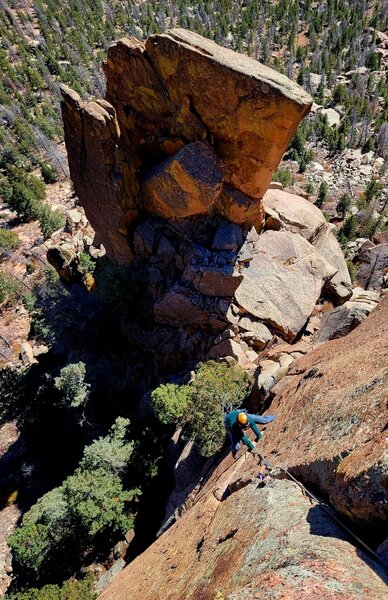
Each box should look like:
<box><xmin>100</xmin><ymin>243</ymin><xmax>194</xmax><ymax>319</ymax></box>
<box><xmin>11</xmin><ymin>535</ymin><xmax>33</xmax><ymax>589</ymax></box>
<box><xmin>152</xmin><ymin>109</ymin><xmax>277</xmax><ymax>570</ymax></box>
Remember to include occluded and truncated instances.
<box><xmin>144</xmin><ymin>30</ymin><xmax>312</xmax><ymax>199</ymax></box>
<box><xmin>100</xmin><ymin>298</ymin><xmax>387</xmax><ymax>600</ymax></box>
<box><xmin>262</xmin><ymin>296</ymin><xmax>388</xmax><ymax>525</ymax></box>
<box><xmin>62</xmin><ymin>29</ymin><xmax>312</xmax><ymax>265</ymax></box>
<box><xmin>102</xmin><ymin>481</ymin><xmax>386</xmax><ymax>600</ymax></box>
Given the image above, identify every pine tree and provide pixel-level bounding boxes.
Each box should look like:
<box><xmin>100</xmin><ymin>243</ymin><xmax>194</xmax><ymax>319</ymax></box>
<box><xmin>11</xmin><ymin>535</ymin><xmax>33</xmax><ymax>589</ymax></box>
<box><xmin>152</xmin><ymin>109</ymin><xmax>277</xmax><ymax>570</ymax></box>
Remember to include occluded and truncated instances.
<box><xmin>315</xmin><ymin>181</ymin><xmax>329</xmax><ymax>208</ymax></box>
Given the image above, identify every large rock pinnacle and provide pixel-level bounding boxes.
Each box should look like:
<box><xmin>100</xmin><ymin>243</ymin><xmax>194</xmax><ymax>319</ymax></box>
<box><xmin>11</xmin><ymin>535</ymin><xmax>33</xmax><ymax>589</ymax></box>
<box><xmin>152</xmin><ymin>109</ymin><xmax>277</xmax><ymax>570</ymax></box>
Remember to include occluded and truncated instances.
<box><xmin>61</xmin><ymin>29</ymin><xmax>312</xmax><ymax>265</ymax></box>
<box><xmin>60</xmin><ymin>85</ymin><xmax>139</xmax><ymax>265</ymax></box>
<box><xmin>61</xmin><ymin>32</ymin><xmax>353</xmax><ymax>362</ymax></box>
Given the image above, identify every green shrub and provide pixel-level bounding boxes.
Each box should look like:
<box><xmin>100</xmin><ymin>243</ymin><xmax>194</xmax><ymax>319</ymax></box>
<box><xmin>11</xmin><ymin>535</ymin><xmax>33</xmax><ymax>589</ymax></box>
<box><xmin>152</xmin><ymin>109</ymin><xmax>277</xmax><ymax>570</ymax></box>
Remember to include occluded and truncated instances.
<box><xmin>64</xmin><ymin>468</ymin><xmax>138</xmax><ymax>537</ymax></box>
<box><xmin>26</xmin><ymin>262</ymin><xmax>37</xmax><ymax>275</ymax></box>
<box><xmin>272</xmin><ymin>167</ymin><xmax>292</xmax><ymax>188</ymax></box>
<box><xmin>42</xmin><ymin>266</ymin><xmax>59</xmax><ymax>284</ymax></box>
<box><xmin>40</xmin><ymin>162</ymin><xmax>58</xmax><ymax>184</ymax></box>
<box><xmin>339</xmin><ymin>215</ymin><xmax>358</xmax><ymax>243</ymax></box>
<box><xmin>0</xmin><ymin>228</ymin><xmax>20</xmax><ymax>252</ymax></box>
<box><xmin>4</xmin><ymin>169</ymin><xmax>45</xmax><ymax>222</ymax></box>
<box><xmin>336</xmin><ymin>193</ymin><xmax>352</xmax><ymax>219</ymax></box>
<box><xmin>38</xmin><ymin>205</ymin><xmax>65</xmax><ymax>239</ymax></box>
<box><xmin>151</xmin><ymin>383</ymin><xmax>191</xmax><ymax>425</ymax></box>
<box><xmin>363</xmin><ymin>178</ymin><xmax>383</xmax><ymax>205</ymax></box>
<box><xmin>305</xmin><ymin>181</ymin><xmax>314</xmax><ymax>195</ymax></box>
<box><xmin>315</xmin><ymin>181</ymin><xmax>329</xmax><ymax>208</ymax></box>
<box><xmin>347</xmin><ymin>260</ymin><xmax>357</xmax><ymax>283</ymax></box>
<box><xmin>7</xmin><ymin>578</ymin><xmax>96</xmax><ymax>600</ymax></box>
<box><xmin>54</xmin><ymin>362</ymin><xmax>90</xmax><ymax>408</ymax></box>
<box><xmin>0</xmin><ymin>272</ymin><xmax>23</xmax><ymax>306</ymax></box>
<box><xmin>152</xmin><ymin>361</ymin><xmax>253</xmax><ymax>457</ymax></box>
<box><xmin>8</xmin><ymin>523</ymin><xmax>52</xmax><ymax>575</ymax></box>
<box><xmin>77</xmin><ymin>252</ymin><xmax>96</xmax><ymax>276</ymax></box>
<box><xmin>9</xmin><ymin>450</ymin><xmax>140</xmax><ymax>576</ymax></box>
<box><xmin>6</xmin><ymin>180</ymin><xmax>42</xmax><ymax>221</ymax></box>
<box><xmin>79</xmin><ymin>417</ymin><xmax>134</xmax><ymax>475</ymax></box>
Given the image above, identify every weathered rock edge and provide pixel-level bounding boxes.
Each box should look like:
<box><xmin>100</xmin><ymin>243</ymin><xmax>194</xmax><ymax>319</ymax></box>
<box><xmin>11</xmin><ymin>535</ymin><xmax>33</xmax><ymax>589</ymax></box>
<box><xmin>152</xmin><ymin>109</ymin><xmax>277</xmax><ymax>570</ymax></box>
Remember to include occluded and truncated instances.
<box><xmin>100</xmin><ymin>478</ymin><xmax>386</xmax><ymax>600</ymax></box>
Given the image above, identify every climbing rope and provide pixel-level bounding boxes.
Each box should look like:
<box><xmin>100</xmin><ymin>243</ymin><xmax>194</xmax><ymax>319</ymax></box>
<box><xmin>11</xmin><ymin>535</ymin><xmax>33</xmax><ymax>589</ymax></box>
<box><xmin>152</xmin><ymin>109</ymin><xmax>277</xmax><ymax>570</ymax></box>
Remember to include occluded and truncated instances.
<box><xmin>255</xmin><ymin>450</ymin><xmax>387</xmax><ymax>569</ymax></box>
<box><xmin>158</xmin><ymin>443</ymin><xmax>386</xmax><ymax>570</ymax></box>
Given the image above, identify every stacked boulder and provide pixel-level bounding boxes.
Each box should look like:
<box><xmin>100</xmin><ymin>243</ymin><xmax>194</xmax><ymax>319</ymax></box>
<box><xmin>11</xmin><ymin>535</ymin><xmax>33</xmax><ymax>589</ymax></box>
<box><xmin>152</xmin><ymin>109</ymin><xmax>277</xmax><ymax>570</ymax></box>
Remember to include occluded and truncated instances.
<box><xmin>61</xmin><ymin>29</ymin><xmax>354</xmax><ymax>369</ymax></box>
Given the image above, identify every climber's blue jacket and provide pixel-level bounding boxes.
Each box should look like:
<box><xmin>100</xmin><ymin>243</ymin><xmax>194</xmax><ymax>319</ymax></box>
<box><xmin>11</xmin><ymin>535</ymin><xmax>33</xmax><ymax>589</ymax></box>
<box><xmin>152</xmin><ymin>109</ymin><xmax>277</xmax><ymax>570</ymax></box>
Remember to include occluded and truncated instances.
<box><xmin>225</xmin><ymin>410</ymin><xmax>262</xmax><ymax>450</ymax></box>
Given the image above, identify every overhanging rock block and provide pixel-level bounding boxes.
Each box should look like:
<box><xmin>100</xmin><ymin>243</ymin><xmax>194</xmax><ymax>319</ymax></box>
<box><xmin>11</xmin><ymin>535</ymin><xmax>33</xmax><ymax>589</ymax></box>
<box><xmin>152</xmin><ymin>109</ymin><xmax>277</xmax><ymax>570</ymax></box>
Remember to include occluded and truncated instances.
<box><xmin>141</xmin><ymin>142</ymin><xmax>225</xmax><ymax>218</ymax></box>
<box><xmin>145</xmin><ymin>29</ymin><xmax>312</xmax><ymax>199</ymax></box>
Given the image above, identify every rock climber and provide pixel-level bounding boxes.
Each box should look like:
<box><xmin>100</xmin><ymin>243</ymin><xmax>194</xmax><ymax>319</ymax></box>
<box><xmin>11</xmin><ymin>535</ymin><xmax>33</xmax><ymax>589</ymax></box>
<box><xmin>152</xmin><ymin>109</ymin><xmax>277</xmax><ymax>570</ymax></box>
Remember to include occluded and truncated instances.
<box><xmin>224</xmin><ymin>410</ymin><xmax>276</xmax><ymax>459</ymax></box>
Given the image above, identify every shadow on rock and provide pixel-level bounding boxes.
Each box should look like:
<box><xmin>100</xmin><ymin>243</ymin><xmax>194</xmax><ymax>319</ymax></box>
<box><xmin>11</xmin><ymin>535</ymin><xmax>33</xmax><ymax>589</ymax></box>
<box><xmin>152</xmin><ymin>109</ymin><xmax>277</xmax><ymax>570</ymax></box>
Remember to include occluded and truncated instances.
<box><xmin>307</xmin><ymin>503</ymin><xmax>388</xmax><ymax>586</ymax></box>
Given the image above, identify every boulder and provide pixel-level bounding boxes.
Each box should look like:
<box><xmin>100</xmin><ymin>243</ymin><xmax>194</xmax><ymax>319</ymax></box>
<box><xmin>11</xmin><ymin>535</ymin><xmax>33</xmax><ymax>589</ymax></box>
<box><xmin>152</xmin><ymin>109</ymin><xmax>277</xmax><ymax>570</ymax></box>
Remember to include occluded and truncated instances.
<box><xmin>32</xmin><ymin>344</ymin><xmax>49</xmax><ymax>357</ymax></box>
<box><xmin>317</xmin><ymin>288</ymin><xmax>381</xmax><ymax>342</ymax></box>
<box><xmin>283</xmin><ymin>185</ymin><xmax>309</xmax><ymax>199</ymax></box>
<box><xmin>266</xmin><ymin>340</ymin><xmax>311</xmax><ymax>360</ymax></box>
<box><xmin>257</xmin><ymin>359</ymin><xmax>281</xmax><ymax>392</ymax></box>
<box><xmin>215</xmin><ymin>185</ymin><xmax>264</xmax><ymax>230</ymax></box>
<box><xmin>141</xmin><ymin>142</ymin><xmax>225</xmax><ymax>218</ymax></box>
<box><xmin>153</xmin><ymin>287</ymin><xmax>224</xmax><ymax>330</ymax></box>
<box><xmin>312</xmin><ymin>225</ymin><xmax>352</xmax><ymax>302</ymax></box>
<box><xmin>65</xmin><ymin>208</ymin><xmax>86</xmax><ymax>233</ymax></box>
<box><xmin>317</xmin><ymin>304</ymin><xmax>371</xmax><ymax>342</ymax></box>
<box><xmin>264</xmin><ymin>188</ymin><xmax>326</xmax><ymax>242</ymax></box>
<box><xmin>61</xmin><ymin>86</ymin><xmax>137</xmax><ymax>265</ymax></box>
<box><xmin>234</xmin><ymin>230</ymin><xmax>337</xmax><ymax>340</ymax></box>
<box><xmin>20</xmin><ymin>342</ymin><xmax>37</xmax><ymax>366</ymax></box>
<box><xmin>212</xmin><ymin>221</ymin><xmax>243</xmax><ymax>251</ymax></box>
<box><xmin>89</xmin><ymin>245</ymin><xmax>106</xmax><ymax>259</ymax></box>
<box><xmin>183</xmin><ymin>264</ymin><xmax>243</xmax><ymax>297</ymax></box>
<box><xmin>318</xmin><ymin>107</ymin><xmax>341</xmax><ymax>127</ymax></box>
<box><xmin>268</xmin><ymin>181</ymin><xmax>283</xmax><ymax>190</ymax></box>
<box><xmin>309</xmin><ymin>72</ymin><xmax>322</xmax><ymax>94</ymax></box>
<box><xmin>238</xmin><ymin>316</ymin><xmax>272</xmax><ymax>349</ymax></box>
<box><xmin>207</xmin><ymin>338</ymin><xmax>251</xmax><ymax>366</ymax></box>
<box><xmin>145</xmin><ymin>29</ymin><xmax>312</xmax><ymax>199</ymax></box>
<box><xmin>355</xmin><ymin>243</ymin><xmax>388</xmax><ymax>291</ymax></box>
